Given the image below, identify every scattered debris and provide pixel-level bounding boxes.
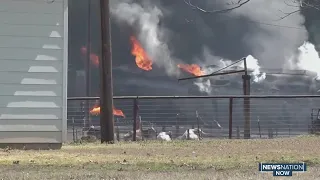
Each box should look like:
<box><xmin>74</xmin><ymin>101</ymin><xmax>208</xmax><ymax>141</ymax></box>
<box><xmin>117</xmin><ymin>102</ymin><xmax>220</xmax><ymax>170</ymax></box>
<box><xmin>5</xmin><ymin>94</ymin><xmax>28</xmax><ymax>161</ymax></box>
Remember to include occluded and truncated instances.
<box><xmin>13</xmin><ymin>160</ymin><xmax>19</xmax><ymax>164</ymax></box>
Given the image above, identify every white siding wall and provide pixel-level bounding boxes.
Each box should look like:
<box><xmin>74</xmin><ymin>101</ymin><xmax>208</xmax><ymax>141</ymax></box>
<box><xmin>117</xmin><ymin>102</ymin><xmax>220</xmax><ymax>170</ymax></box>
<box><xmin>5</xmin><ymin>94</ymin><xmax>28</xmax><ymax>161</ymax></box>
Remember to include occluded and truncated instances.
<box><xmin>0</xmin><ymin>0</ymin><xmax>67</xmax><ymax>144</ymax></box>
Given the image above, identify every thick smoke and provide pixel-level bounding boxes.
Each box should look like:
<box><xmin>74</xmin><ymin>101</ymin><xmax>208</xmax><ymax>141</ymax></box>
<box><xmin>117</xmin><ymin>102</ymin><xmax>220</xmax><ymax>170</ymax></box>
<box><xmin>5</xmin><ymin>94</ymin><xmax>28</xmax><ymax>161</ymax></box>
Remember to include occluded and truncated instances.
<box><xmin>223</xmin><ymin>0</ymin><xmax>308</xmax><ymax>68</ymax></box>
<box><xmin>110</xmin><ymin>0</ymin><xmax>180</xmax><ymax>77</ymax></box>
<box><xmin>110</xmin><ymin>0</ymin><xmax>315</xmax><ymax>95</ymax></box>
<box><xmin>175</xmin><ymin>0</ymin><xmax>309</xmax><ymax>67</ymax></box>
<box><xmin>187</xmin><ymin>0</ymin><xmax>309</xmax><ymax>94</ymax></box>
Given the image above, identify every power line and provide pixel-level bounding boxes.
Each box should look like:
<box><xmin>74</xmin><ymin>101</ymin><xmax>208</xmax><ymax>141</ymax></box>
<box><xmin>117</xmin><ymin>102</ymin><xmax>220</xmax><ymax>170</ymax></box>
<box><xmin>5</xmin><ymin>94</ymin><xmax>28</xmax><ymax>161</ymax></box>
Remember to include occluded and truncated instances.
<box><xmin>183</xmin><ymin>3</ymin><xmax>306</xmax><ymax>30</ymax></box>
<box><xmin>245</xmin><ymin>19</ymin><xmax>305</xmax><ymax>30</ymax></box>
<box><xmin>185</xmin><ymin>15</ymin><xmax>305</xmax><ymax>30</ymax></box>
<box><xmin>214</xmin><ymin>15</ymin><xmax>306</xmax><ymax>30</ymax></box>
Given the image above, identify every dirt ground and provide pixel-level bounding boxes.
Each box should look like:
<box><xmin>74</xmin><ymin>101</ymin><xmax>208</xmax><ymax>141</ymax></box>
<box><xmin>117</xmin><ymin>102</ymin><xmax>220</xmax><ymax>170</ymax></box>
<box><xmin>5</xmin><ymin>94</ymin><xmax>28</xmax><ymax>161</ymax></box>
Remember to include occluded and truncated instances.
<box><xmin>0</xmin><ymin>136</ymin><xmax>319</xmax><ymax>180</ymax></box>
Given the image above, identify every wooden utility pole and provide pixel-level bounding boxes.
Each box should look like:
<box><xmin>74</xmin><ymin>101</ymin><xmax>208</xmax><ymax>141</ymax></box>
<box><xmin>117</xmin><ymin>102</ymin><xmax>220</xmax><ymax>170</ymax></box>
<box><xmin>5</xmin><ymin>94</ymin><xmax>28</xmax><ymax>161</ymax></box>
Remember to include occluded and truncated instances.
<box><xmin>242</xmin><ymin>58</ymin><xmax>251</xmax><ymax>139</ymax></box>
<box><xmin>99</xmin><ymin>0</ymin><xmax>114</xmax><ymax>143</ymax></box>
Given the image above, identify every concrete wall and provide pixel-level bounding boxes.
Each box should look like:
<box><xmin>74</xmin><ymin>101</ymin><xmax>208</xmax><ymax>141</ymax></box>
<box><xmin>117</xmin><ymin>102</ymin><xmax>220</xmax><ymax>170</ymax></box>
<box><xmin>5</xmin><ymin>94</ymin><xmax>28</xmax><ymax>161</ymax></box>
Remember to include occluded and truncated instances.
<box><xmin>0</xmin><ymin>0</ymin><xmax>68</xmax><ymax>148</ymax></box>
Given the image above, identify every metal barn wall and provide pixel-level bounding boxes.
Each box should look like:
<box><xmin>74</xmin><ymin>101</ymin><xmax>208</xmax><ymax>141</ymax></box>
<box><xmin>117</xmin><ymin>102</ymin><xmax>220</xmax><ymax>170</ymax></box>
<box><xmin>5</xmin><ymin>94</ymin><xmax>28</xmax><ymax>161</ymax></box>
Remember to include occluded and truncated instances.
<box><xmin>0</xmin><ymin>0</ymin><xmax>68</xmax><ymax>145</ymax></box>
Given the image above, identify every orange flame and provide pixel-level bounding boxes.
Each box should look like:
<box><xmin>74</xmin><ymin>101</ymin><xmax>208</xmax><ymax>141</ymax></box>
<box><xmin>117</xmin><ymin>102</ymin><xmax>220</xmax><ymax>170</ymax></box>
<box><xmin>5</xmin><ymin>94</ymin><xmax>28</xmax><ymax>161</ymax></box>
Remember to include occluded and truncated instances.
<box><xmin>177</xmin><ymin>64</ymin><xmax>204</xmax><ymax>76</ymax></box>
<box><xmin>81</xmin><ymin>46</ymin><xmax>99</xmax><ymax>67</ymax></box>
<box><xmin>130</xmin><ymin>36</ymin><xmax>152</xmax><ymax>71</ymax></box>
<box><xmin>90</xmin><ymin>106</ymin><xmax>126</xmax><ymax>117</ymax></box>
<box><xmin>89</xmin><ymin>54</ymin><xmax>99</xmax><ymax>66</ymax></box>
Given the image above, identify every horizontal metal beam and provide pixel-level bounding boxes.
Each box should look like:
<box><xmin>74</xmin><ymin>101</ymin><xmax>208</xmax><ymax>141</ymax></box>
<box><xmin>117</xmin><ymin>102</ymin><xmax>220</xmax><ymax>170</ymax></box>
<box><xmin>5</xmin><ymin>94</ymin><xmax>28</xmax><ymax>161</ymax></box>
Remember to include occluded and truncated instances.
<box><xmin>68</xmin><ymin>94</ymin><xmax>320</xmax><ymax>100</ymax></box>
<box><xmin>178</xmin><ymin>70</ymin><xmax>245</xmax><ymax>81</ymax></box>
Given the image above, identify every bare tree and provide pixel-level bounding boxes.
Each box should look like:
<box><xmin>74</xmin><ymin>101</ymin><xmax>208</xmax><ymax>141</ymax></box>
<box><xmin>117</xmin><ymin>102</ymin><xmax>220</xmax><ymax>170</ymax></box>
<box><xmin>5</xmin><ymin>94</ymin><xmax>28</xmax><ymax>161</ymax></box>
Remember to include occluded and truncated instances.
<box><xmin>184</xmin><ymin>0</ymin><xmax>320</xmax><ymax>19</ymax></box>
<box><xmin>183</xmin><ymin>0</ymin><xmax>250</xmax><ymax>13</ymax></box>
<box><xmin>279</xmin><ymin>0</ymin><xmax>320</xmax><ymax>19</ymax></box>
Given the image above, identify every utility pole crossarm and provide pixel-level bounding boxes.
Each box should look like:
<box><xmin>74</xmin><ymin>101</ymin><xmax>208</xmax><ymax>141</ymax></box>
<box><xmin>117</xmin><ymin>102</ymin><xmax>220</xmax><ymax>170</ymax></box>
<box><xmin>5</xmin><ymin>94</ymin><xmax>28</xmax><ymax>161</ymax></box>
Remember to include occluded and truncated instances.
<box><xmin>178</xmin><ymin>70</ymin><xmax>245</xmax><ymax>81</ymax></box>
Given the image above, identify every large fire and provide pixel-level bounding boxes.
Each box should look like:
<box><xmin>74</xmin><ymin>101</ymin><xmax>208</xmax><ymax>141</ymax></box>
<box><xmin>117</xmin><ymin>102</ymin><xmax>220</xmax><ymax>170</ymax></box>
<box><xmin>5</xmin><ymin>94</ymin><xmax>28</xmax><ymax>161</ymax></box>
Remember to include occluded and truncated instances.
<box><xmin>177</xmin><ymin>64</ymin><xmax>204</xmax><ymax>76</ymax></box>
<box><xmin>130</xmin><ymin>36</ymin><xmax>153</xmax><ymax>71</ymax></box>
<box><xmin>90</xmin><ymin>106</ymin><xmax>126</xmax><ymax>118</ymax></box>
<box><xmin>81</xmin><ymin>46</ymin><xmax>99</xmax><ymax>67</ymax></box>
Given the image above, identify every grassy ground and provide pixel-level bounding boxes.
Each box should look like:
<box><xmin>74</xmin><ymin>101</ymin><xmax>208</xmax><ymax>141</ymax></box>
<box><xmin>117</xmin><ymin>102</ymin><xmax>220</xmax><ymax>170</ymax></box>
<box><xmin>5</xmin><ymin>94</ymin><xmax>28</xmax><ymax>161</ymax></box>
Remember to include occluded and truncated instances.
<box><xmin>0</xmin><ymin>136</ymin><xmax>319</xmax><ymax>179</ymax></box>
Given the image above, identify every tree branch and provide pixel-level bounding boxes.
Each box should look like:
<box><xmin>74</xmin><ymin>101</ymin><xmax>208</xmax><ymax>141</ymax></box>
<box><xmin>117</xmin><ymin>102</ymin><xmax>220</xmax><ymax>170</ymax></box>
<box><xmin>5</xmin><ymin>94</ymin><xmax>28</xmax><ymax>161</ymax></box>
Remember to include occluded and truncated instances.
<box><xmin>302</xmin><ymin>0</ymin><xmax>320</xmax><ymax>10</ymax></box>
<box><xmin>283</xmin><ymin>0</ymin><xmax>301</xmax><ymax>7</ymax></box>
<box><xmin>184</xmin><ymin>0</ymin><xmax>320</xmax><ymax>20</ymax></box>
<box><xmin>275</xmin><ymin>0</ymin><xmax>320</xmax><ymax>21</ymax></box>
<box><xmin>277</xmin><ymin>9</ymin><xmax>302</xmax><ymax>20</ymax></box>
<box><xmin>183</xmin><ymin>0</ymin><xmax>251</xmax><ymax>13</ymax></box>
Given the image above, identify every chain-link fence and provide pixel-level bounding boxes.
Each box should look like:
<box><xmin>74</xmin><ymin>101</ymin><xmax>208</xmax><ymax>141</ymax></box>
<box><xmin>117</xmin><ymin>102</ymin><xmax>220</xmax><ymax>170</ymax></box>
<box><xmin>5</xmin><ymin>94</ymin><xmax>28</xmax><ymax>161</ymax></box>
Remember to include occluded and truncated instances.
<box><xmin>67</xmin><ymin>95</ymin><xmax>320</xmax><ymax>142</ymax></box>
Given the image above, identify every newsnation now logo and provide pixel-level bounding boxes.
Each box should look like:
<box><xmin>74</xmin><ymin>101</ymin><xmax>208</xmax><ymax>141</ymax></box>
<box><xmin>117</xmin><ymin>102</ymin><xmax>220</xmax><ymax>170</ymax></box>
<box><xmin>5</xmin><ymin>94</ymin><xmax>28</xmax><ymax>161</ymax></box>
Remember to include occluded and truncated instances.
<box><xmin>259</xmin><ymin>163</ymin><xmax>307</xmax><ymax>176</ymax></box>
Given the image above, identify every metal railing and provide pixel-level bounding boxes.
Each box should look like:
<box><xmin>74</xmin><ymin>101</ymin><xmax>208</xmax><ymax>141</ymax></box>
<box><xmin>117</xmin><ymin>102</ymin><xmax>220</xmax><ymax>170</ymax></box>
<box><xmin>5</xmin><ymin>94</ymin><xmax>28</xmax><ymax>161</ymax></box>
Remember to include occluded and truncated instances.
<box><xmin>67</xmin><ymin>95</ymin><xmax>320</xmax><ymax>142</ymax></box>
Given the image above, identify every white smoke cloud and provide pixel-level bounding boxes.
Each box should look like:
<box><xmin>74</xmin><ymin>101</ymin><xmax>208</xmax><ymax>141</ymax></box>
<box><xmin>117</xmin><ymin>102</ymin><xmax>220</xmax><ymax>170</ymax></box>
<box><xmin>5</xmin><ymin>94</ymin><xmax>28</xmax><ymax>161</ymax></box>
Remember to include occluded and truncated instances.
<box><xmin>110</xmin><ymin>0</ymin><xmax>179</xmax><ymax>77</ymax></box>
<box><xmin>296</xmin><ymin>41</ymin><xmax>320</xmax><ymax>79</ymax></box>
<box><xmin>239</xmin><ymin>55</ymin><xmax>266</xmax><ymax>83</ymax></box>
<box><xmin>193</xmin><ymin>79</ymin><xmax>212</xmax><ymax>94</ymax></box>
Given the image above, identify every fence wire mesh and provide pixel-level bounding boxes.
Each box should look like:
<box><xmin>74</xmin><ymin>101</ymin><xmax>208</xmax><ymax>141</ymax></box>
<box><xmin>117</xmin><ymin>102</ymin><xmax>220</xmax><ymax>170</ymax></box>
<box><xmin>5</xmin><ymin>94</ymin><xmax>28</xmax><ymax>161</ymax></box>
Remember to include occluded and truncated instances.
<box><xmin>67</xmin><ymin>96</ymin><xmax>320</xmax><ymax>142</ymax></box>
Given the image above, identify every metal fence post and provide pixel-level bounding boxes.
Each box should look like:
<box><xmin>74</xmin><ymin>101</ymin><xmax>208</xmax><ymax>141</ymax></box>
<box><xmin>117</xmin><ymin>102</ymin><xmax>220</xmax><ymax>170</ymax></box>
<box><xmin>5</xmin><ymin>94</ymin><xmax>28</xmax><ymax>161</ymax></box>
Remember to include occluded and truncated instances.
<box><xmin>140</xmin><ymin>118</ymin><xmax>144</xmax><ymax>141</ymax></box>
<box><xmin>116</xmin><ymin>126</ymin><xmax>120</xmax><ymax>141</ymax></box>
<box><xmin>72</xmin><ymin>117</ymin><xmax>75</xmax><ymax>142</ymax></box>
<box><xmin>258</xmin><ymin>117</ymin><xmax>261</xmax><ymax>138</ymax></box>
<box><xmin>175</xmin><ymin>114</ymin><xmax>180</xmax><ymax>138</ymax></box>
<box><xmin>236</xmin><ymin>126</ymin><xmax>240</xmax><ymax>139</ymax></box>
<box><xmin>133</xmin><ymin>98</ymin><xmax>138</xmax><ymax>141</ymax></box>
<box><xmin>80</xmin><ymin>101</ymin><xmax>85</xmax><ymax>132</ymax></box>
<box><xmin>229</xmin><ymin>98</ymin><xmax>233</xmax><ymax>139</ymax></box>
<box><xmin>196</xmin><ymin>111</ymin><xmax>201</xmax><ymax>140</ymax></box>
<box><xmin>75</xmin><ymin>129</ymin><xmax>78</xmax><ymax>141</ymax></box>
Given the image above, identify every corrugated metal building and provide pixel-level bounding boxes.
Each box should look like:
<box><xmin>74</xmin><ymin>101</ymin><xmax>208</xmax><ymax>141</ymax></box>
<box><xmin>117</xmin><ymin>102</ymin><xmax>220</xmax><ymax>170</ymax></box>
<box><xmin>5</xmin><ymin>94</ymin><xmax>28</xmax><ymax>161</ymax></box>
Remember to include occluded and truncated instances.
<box><xmin>0</xmin><ymin>0</ymin><xmax>68</xmax><ymax>149</ymax></box>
